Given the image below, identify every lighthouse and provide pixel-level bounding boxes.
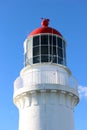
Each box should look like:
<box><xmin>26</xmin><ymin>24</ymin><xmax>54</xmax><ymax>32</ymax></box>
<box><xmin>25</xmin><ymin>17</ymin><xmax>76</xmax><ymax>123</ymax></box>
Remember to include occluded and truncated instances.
<box><xmin>13</xmin><ymin>19</ymin><xmax>79</xmax><ymax>130</ymax></box>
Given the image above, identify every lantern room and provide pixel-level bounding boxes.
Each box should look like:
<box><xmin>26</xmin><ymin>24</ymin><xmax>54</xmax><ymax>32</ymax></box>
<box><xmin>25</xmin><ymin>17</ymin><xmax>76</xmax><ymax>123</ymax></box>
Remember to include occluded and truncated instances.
<box><xmin>24</xmin><ymin>19</ymin><xmax>66</xmax><ymax>66</ymax></box>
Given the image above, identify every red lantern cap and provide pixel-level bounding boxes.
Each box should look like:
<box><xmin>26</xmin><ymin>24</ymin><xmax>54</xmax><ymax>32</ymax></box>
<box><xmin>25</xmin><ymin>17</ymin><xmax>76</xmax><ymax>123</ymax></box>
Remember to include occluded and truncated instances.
<box><xmin>28</xmin><ymin>19</ymin><xmax>62</xmax><ymax>37</ymax></box>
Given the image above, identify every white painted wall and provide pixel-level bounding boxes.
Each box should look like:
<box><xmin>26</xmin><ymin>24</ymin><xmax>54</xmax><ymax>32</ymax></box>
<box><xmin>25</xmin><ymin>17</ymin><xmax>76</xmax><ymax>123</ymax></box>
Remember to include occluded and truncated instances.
<box><xmin>13</xmin><ymin>64</ymin><xmax>79</xmax><ymax>130</ymax></box>
<box><xmin>17</xmin><ymin>90</ymin><xmax>76</xmax><ymax>130</ymax></box>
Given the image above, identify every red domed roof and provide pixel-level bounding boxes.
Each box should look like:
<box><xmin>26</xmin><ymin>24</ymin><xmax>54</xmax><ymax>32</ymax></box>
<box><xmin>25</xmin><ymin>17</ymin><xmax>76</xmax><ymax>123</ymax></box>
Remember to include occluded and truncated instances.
<box><xmin>28</xmin><ymin>19</ymin><xmax>62</xmax><ymax>37</ymax></box>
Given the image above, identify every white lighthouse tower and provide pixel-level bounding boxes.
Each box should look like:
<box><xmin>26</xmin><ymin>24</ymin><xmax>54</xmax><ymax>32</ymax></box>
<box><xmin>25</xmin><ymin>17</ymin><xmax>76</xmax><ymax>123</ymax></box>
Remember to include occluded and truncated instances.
<box><xmin>13</xmin><ymin>19</ymin><xmax>79</xmax><ymax>130</ymax></box>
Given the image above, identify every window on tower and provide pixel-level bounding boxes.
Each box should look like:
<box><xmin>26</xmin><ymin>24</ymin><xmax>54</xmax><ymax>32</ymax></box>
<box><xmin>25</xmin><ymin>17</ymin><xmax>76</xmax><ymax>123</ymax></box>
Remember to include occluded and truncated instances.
<box><xmin>58</xmin><ymin>37</ymin><xmax>62</xmax><ymax>48</ymax></box>
<box><xmin>24</xmin><ymin>34</ymin><xmax>66</xmax><ymax>66</ymax></box>
<box><xmin>33</xmin><ymin>56</ymin><xmax>40</xmax><ymax>63</ymax></box>
<box><xmin>41</xmin><ymin>46</ymin><xmax>48</xmax><ymax>54</ymax></box>
<box><xmin>33</xmin><ymin>46</ymin><xmax>39</xmax><ymax>56</ymax></box>
<box><xmin>33</xmin><ymin>36</ymin><xmax>39</xmax><ymax>46</ymax></box>
<box><xmin>41</xmin><ymin>35</ymin><xmax>48</xmax><ymax>45</ymax></box>
<box><xmin>53</xmin><ymin>36</ymin><xmax>56</xmax><ymax>46</ymax></box>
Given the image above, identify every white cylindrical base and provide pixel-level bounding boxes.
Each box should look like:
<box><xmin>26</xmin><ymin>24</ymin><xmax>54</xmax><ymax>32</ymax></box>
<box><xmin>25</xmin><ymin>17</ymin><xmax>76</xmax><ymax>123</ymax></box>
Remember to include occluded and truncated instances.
<box><xmin>19</xmin><ymin>105</ymin><xmax>74</xmax><ymax>130</ymax></box>
<box><xmin>16</xmin><ymin>89</ymin><xmax>77</xmax><ymax>130</ymax></box>
<box><xmin>14</xmin><ymin>65</ymin><xmax>79</xmax><ymax>130</ymax></box>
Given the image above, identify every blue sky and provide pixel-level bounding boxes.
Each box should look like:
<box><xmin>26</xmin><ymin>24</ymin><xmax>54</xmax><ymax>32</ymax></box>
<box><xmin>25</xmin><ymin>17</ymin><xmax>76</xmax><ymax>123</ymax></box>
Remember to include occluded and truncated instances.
<box><xmin>0</xmin><ymin>0</ymin><xmax>87</xmax><ymax>130</ymax></box>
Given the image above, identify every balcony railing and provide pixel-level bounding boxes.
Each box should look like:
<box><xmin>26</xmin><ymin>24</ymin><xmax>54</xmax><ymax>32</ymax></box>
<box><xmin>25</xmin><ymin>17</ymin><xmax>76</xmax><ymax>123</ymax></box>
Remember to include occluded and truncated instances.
<box><xmin>14</xmin><ymin>69</ymin><xmax>78</xmax><ymax>93</ymax></box>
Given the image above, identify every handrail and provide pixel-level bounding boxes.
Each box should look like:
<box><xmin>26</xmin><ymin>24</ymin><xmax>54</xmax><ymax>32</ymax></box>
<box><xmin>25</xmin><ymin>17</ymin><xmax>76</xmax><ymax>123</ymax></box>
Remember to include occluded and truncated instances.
<box><xmin>14</xmin><ymin>70</ymin><xmax>78</xmax><ymax>92</ymax></box>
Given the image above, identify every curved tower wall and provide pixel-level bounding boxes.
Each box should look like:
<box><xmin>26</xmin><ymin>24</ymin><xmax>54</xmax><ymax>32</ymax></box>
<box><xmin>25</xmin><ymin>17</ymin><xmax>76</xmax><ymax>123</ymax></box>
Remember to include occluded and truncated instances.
<box><xmin>14</xmin><ymin>64</ymin><xmax>79</xmax><ymax>130</ymax></box>
<box><xmin>13</xmin><ymin>19</ymin><xmax>79</xmax><ymax>130</ymax></box>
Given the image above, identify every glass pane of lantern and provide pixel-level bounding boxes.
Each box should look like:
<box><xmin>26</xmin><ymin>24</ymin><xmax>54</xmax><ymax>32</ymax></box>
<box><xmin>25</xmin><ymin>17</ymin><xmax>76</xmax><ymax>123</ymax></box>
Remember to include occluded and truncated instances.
<box><xmin>41</xmin><ymin>35</ymin><xmax>48</xmax><ymax>45</ymax></box>
<box><xmin>33</xmin><ymin>36</ymin><xmax>39</xmax><ymax>47</ymax></box>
